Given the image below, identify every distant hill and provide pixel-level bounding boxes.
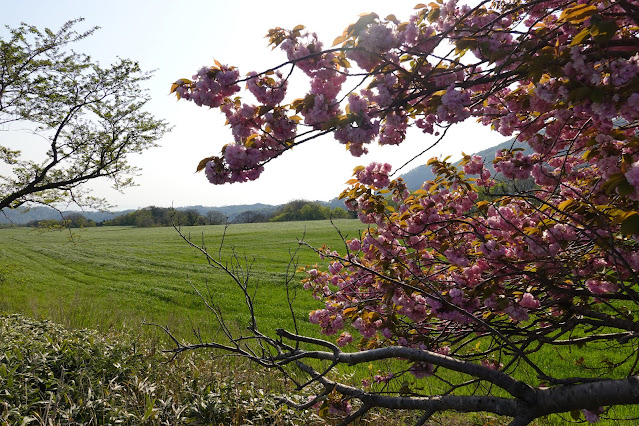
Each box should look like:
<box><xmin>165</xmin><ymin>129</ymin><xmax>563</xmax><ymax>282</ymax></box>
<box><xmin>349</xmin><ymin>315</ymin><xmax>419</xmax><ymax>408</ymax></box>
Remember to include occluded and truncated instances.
<box><xmin>0</xmin><ymin>202</ymin><xmax>342</xmax><ymax>225</ymax></box>
<box><xmin>398</xmin><ymin>137</ymin><xmax>531</xmax><ymax>190</ymax></box>
<box><xmin>322</xmin><ymin>198</ymin><xmax>349</xmax><ymax>209</ymax></box>
<box><xmin>0</xmin><ymin>207</ymin><xmax>133</xmax><ymax>225</ymax></box>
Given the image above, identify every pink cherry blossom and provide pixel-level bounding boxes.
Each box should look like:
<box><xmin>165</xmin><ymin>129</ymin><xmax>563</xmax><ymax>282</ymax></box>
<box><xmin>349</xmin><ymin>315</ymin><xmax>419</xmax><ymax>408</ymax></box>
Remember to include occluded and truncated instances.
<box><xmin>519</xmin><ymin>293</ymin><xmax>540</xmax><ymax>309</ymax></box>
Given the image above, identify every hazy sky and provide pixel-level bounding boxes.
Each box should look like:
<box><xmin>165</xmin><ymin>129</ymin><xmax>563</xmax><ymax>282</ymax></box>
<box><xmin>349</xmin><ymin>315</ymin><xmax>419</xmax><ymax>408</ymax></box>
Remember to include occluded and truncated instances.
<box><xmin>3</xmin><ymin>1</ymin><xmax>501</xmax><ymax>210</ymax></box>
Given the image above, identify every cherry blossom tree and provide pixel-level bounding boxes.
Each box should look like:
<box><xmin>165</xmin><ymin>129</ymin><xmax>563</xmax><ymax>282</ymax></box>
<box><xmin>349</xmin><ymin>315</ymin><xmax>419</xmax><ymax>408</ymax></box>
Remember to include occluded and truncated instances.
<box><xmin>169</xmin><ymin>1</ymin><xmax>639</xmax><ymax>424</ymax></box>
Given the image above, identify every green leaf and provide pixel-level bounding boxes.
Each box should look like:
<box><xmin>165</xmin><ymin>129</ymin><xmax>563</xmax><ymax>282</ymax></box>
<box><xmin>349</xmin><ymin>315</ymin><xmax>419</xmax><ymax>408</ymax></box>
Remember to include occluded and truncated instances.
<box><xmin>570</xmin><ymin>27</ymin><xmax>591</xmax><ymax>46</ymax></box>
<box><xmin>559</xmin><ymin>4</ymin><xmax>597</xmax><ymax>24</ymax></box>
<box><xmin>557</xmin><ymin>199</ymin><xmax>575</xmax><ymax>211</ymax></box>
<box><xmin>427</xmin><ymin>7</ymin><xmax>441</xmax><ymax>23</ymax></box>
<box><xmin>591</xmin><ymin>20</ymin><xmax>618</xmax><ymax>43</ymax></box>
<box><xmin>621</xmin><ymin>214</ymin><xmax>639</xmax><ymax>235</ymax></box>
<box><xmin>143</xmin><ymin>400</ymin><xmax>155</xmax><ymax>420</ymax></box>
<box><xmin>603</xmin><ymin>173</ymin><xmax>626</xmax><ymax>194</ymax></box>
<box><xmin>332</xmin><ymin>33</ymin><xmax>349</xmax><ymax>46</ymax></box>
<box><xmin>196</xmin><ymin>156</ymin><xmax>216</xmax><ymax>173</ymax></box>
<box><xmin>618</xmin><ymin>182</ymin><xmax>634</xmax><ymax>197</ymax></box>
<box><xmin>318</xmin><ymin>400</ymin><xmax>330</xmax><ymax>418</ymax></box>
<box><xmin>589</xmin><ymin>87</ymin><xmax>605</xmax><ymax>103</ymax></box>
<box><xmin>570</xmin><ymin>86</ymin><xmax>592</xmax><ymax>101</ymax></box>
<box><xmin>571</xmin><ymin>409</ymin><xmax>582</xmax><ymax>420</ymax></box>
<box><xmin>399</xmin><ymin>380</ymin><xmax>412</xmax><ymax>395</ymax></box>
<box><xmin>351</xmin><ymin>13</ymin><xmax>379</xmax><ymax>37</ymax></box>
<box><xmin>256</xmin><ymin>105</ymin><xmax>273</xmax><ymax>116</ymax></box>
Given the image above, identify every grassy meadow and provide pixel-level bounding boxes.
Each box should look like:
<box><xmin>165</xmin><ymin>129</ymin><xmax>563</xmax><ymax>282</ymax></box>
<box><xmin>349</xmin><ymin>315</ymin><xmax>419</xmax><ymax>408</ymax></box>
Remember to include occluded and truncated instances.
<box><xmin>1</xmin><ymin>220</ymin><xmax>637</xmax><ymax>424</ymax></box>
<box><xmin>0</xmin><ymin>220</ymin><xmax>367</xmax><ymax>340</ymax></box>
<box><xmin>0</xmin><ymin>220</ymin><xmax>378</xmax><ymax>424</ymax></box>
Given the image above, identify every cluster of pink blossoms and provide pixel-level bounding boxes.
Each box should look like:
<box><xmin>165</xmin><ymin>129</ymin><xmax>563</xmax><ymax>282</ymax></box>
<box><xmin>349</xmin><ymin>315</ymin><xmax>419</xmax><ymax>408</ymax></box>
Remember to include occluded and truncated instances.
<box><xmin>347</xmin><ymin>21</ymin><xmax>400</xmax><ymax>71</ymax></box>
<box><xmin>246</xmin><ymin>71</ymin><xmax>287</xmax><ymax>105</ymax></box>
<box><xmin>221</xmin><ymin>103</ymin><xmax>261</xmax><ymax>142</ymax></box>
<box><xmin>280</xmin><ymin>32</ymin><xmax>347</xmax><ymax>128</ymax></box>
<box><xmin>334</xmin><ymin>94</ymin><xmax>380</xmax><ymax>156</ymax></box>
<box><xmin>354</xmin><ymin>162</ymin><xmax>392</xmax><ymax>189</ymax></box>
<box><xmin>175</xmin><ymin>60</ymin><xmax>300</xmax><ymax>183</ymax></box>
<box><xmin>175</xmin><ymin>66</ymin><xmax>240</xmax><ymax>108</ymax></box>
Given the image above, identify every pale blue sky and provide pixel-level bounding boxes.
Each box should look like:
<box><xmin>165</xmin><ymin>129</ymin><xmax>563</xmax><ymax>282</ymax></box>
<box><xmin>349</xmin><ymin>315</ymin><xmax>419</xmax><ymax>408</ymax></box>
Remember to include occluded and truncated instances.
<box><xmin>2</xmin><ymin>1</ymin><xmax>499</xmax><ymax>210</ymax></box>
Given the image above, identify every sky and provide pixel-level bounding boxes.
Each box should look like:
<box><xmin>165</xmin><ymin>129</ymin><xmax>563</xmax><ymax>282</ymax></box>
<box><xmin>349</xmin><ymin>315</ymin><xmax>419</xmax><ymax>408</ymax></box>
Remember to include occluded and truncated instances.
<box><xmin>2</xmin><ymin>1</ymin><xmax>502</xmax><ymax>210</ymax></box>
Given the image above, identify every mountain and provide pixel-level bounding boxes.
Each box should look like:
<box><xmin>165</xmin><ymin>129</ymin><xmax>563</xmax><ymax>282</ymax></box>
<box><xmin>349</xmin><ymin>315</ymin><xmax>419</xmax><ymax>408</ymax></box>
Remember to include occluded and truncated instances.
<box><xmin>398</xmin><ymin>137</ymin><xmax>530</xmax><ymax>190</ymax></box>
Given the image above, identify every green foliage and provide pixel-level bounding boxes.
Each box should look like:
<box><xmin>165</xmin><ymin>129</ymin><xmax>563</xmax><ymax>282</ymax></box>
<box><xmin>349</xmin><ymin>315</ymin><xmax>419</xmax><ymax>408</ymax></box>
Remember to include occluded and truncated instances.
<box><xmin>64</xmin><ymin>213</ymin><xmax>97</xmax><ymax>228</ymax></box>
<box><xmin>476</xmin><ymin>177</ymin><xmax>537</xmax><ymax>202</ymax></box>
<box><xmin>0</xmin><ymin>314</ymin><xmax>320</xmax><ymax>425</ymax></box>
<box><xmin>232</xmin><ymin>210</ymin><xmax>271</xmax><ymax>223</ymax></box>
<box><xmin>27</xmin><ymin>213</ymin><xmax>97</xmax><ymax>229</ymax></box>
<box><xmin>102</xmin><ymin>207</ymin><xmax>214</xmax><ymax>228</ymax></box>
<box><xmin>0</xmin><ymin>19</ymin><xmax>169</xmax><ymax>210</ymax></box>
<box><xmin>204</xmin><ymin>209</ymin><xmax>228</xmax><ymax>225</ymax></box>
<box><xmin>270</xmin><ymin>200</ymin><xmax>350</xmax><ymax>222</ymax></box>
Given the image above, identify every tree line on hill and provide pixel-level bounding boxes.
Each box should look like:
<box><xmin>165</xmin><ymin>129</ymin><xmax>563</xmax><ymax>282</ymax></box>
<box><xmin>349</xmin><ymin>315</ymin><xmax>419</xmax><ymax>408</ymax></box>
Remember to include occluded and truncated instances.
<box><xmin>18</xmin><ymin>200</ymin><xmax>354</xmax><ymax>228</ymax></box>
<box><xmin>24</xmin><ymin>213</ymin><xmax>99</xmax><ymax>229</ymax></box>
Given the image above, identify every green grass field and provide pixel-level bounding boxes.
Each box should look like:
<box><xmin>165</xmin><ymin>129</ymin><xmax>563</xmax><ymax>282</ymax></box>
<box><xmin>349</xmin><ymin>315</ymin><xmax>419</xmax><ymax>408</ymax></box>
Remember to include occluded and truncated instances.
<box><xmin>0</xmin><ymin>220</ymin><xmax>366</xmax><ymax>340</ymax></box>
